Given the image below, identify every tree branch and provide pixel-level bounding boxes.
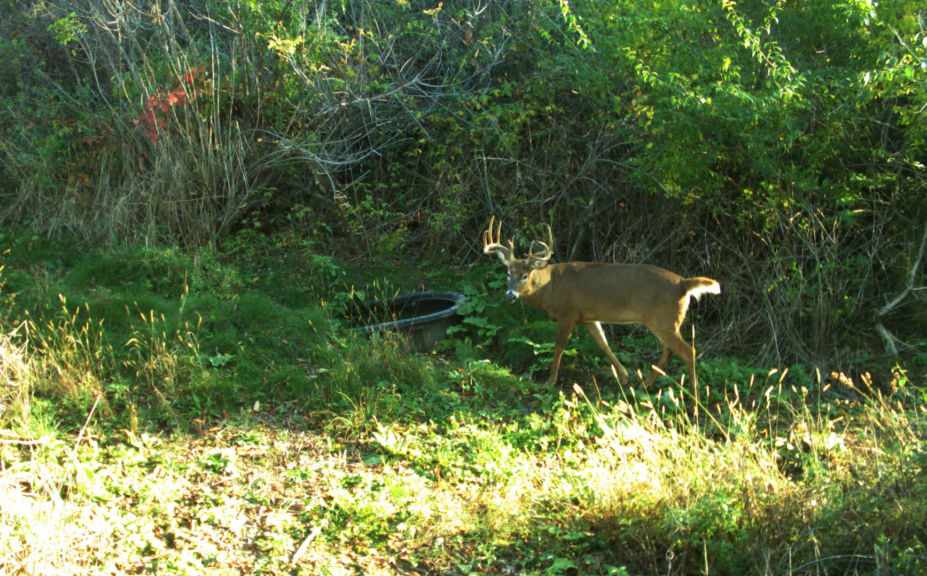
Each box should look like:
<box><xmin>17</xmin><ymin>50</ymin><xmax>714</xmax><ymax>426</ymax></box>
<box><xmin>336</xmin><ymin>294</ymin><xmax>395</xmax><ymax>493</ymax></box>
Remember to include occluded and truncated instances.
<box><xmin>874</xmin><ymin>223</ymin><xmax>927</xmax><ymax>355</ymax></box>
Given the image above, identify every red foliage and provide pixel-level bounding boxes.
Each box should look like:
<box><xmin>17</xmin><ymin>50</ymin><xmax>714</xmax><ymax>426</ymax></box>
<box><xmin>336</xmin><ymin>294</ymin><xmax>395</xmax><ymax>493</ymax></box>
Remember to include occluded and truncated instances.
<box><xmin>135</xmin><ymin>67</ymin><xmax>205</xmax><ymax>142</ymax></box>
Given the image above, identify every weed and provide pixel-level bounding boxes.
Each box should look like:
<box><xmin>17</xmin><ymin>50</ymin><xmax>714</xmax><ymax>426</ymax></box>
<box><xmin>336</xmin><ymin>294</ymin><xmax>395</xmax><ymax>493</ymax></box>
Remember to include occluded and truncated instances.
<box><xmin>0</xmin><ymin>322</ymin><xmax>30</xmax><ymax>427</ymax></box>
<box><xmin>26</xmin><ymin>295</ymin><xmax>116</xmax><ymax>427</ymax></box>
<box><xmin>124</xmin><ymin>295</ymin><xmax>213</xmax><ymax>424</ymax></box>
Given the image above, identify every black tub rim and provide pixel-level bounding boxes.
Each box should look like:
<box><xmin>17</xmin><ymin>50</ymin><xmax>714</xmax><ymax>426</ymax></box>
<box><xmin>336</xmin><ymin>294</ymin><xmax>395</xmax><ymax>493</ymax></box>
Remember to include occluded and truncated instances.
<box><xmin>348</xmin><ymin>290</ymin><xmax>466</xmax><ymax>335</ymax></box>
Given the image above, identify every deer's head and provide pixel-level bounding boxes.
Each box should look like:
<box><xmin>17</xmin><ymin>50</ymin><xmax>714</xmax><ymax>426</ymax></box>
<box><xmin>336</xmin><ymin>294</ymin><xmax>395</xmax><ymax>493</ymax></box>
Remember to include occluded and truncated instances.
<box><xmin>482</xmin><ymin>217</ymin><xmax>553</xmax><ymax>301</ymax></box>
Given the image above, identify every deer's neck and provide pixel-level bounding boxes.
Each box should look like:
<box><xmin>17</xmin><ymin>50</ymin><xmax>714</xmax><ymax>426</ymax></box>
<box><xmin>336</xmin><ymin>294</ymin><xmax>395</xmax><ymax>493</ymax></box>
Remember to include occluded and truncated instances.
<box><xmin>522</xmin><ymin>265</ymin><xmax>556</xmax><ymax>309</ymax></box>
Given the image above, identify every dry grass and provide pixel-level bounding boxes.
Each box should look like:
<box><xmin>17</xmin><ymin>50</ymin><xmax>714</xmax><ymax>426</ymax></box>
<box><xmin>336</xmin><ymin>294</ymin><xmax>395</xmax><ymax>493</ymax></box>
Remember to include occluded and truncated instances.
<box><xmin>1</xmin><ymin>387</ymin><xmax>924</xmax><ymax>575</ymax></box>
<box><xmin>0</xmin><ymin>323</ymin><xmax>30</xmax><ymax>427</ymax></box>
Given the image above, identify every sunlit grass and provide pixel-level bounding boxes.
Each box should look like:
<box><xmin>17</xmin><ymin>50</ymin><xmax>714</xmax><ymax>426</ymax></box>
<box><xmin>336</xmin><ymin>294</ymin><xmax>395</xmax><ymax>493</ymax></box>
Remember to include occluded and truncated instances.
<box><xmin>1</xmin><ymin>240</ymin><xmax>924</xmax><ymax>575</ymax></box>
<box><xmin>1</xmin><ymin>354</ymin><xmax>924</xmax><ymax>574</ymax></box>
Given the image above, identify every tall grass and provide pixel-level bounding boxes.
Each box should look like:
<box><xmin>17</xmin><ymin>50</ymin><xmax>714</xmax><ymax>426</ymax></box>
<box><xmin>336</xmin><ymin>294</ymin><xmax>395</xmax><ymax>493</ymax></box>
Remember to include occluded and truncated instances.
<box><xmin>0</xmin><ymin>2</ymin><xmax>279</xmax><ymax>246</ymax></box>
<box><xmin>124</xmin><ymin>297</ymin><xmax>209</xmax><ymax>426</ymax></box>
<box><xmin>0</xmin><ymin>323</ymin><xmax>30</xmax><ymax>431</ymax></box>
<box><xmin>2</xmin><ymin>0</ymin><xmax>466</xmax><ymax>247</ymax></box>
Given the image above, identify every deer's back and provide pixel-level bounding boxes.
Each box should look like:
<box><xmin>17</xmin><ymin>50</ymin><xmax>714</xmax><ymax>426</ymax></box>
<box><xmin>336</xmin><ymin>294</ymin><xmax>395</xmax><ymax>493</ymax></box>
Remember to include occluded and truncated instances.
<box><xmin>526</xmin><ymin>262</ymin><xmax>690</xmax><ymax>324</ymax></box>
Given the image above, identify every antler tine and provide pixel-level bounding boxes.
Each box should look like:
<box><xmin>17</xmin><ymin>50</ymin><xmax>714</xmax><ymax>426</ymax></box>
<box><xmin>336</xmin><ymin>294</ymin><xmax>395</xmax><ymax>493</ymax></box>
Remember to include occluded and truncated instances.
<box><xmin>481</xmin><ymin>215</ymin><xmax>496</xmax><ymax>249</ymax></box>
<box><xmin>483</xmin><ymin>216</ymin><xmax>514</xmax><ymax>264</ymax></box>
<box><xmin>528</xmin><ymin>223</ymin><xmax>553</xmax><ymax>264</ymax></box>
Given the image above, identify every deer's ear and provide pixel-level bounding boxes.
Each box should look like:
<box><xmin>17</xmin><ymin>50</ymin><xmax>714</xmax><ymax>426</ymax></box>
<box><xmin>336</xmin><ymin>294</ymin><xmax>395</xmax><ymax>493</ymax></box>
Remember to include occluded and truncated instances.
<box><xmin>531</xmin><ymin>259</ymin><xmax>549</xmax><ymax>270</ymax></box>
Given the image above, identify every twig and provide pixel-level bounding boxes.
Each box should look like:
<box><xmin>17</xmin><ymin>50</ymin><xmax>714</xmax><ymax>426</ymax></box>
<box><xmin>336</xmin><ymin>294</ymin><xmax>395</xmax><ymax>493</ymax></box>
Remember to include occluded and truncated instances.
<box><xmin>874</xmin><ymin>224</ymin><xmax>927</xmax><ymax>355</ymax></box>
<box><xmin>56</xmin><ymin>394</ymin><xmax>103</xmax><ymax>501</ymax></box>
<box><xmin>290</xmin><ymin>521</ymin><xmax>326</xmax><ymax>565</ymax></box>
<box><xmin>74</xmin><ymin>394</ymin><xmax>102</xmax><ymax>450</ymax></box>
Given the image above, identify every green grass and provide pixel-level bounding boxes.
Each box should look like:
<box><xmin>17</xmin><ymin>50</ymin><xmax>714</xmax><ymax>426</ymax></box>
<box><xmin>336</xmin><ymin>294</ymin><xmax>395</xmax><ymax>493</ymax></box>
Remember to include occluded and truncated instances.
<box><xmin>1</xmin><ymin>230</ymin><xmax>926</xmax><ymax>575</ymax></box>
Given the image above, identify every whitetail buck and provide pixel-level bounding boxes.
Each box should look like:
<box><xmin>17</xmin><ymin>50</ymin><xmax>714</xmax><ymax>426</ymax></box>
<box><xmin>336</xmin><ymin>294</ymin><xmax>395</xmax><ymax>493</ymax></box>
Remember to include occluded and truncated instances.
<box><xmin>482</xmin><ymin>217</ymin><xmax>720</xmax><ymax>388</ymax></box>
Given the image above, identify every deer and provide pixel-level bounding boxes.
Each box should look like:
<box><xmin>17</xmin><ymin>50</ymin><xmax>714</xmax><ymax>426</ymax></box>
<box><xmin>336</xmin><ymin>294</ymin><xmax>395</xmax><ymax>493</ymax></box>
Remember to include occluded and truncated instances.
<box><xmin>482</xmin><ymin>216</ymin><xmax>720</xmax><ymax>389</ymax></box>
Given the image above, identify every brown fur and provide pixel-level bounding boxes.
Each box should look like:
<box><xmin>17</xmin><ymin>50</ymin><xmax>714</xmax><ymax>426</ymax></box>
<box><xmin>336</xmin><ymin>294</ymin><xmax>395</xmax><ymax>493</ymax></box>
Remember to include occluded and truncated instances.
<box><xmin>500</xmin><ymin>259</ymin><xmax>719</xmax><ymax>388</ymax></box>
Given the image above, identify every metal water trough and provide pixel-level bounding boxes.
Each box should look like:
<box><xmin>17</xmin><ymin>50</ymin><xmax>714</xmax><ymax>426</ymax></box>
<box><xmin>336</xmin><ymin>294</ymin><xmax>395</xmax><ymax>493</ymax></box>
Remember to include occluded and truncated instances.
<box><xmin>349</xmin><ymin>291</ymin><xmax>466</xmax><ymax>351</ymax></box>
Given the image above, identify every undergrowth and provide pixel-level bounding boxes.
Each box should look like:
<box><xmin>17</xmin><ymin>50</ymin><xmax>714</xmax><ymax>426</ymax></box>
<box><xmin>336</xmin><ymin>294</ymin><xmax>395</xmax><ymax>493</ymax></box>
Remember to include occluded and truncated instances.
<box><xmin>1</xmin><ymin>232</ymin><xmax>925</xmax><ymax>575</ymax></box>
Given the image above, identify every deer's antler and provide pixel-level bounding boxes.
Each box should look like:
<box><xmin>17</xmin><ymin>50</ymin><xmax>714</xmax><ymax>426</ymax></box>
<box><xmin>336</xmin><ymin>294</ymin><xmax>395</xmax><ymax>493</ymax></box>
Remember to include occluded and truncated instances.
<box><xmin>528</xmin><ymin>224</ymin><xmax>553</xmax><ymax>267</ymax></box>
<box><xmin>482</xmin><ymin>216</ymin><xmax>514</xmax><ymax>265</ymax></box>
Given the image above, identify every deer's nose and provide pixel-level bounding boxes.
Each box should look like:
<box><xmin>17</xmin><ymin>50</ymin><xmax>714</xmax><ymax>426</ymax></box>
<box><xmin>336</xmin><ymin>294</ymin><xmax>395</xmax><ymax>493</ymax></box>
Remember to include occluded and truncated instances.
<box><xmin>505</xmin><ymin>290</ymin><xmax>518</xmax><ymax>302</ymax></box>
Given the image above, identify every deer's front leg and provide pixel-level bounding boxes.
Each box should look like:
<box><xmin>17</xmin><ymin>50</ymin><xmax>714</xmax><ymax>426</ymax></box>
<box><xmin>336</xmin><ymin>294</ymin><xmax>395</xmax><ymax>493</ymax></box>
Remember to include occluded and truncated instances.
<box><xmin>547</xmin><ymin>320</ymin><xmax>576</xmax><ymax>386</ymax></box>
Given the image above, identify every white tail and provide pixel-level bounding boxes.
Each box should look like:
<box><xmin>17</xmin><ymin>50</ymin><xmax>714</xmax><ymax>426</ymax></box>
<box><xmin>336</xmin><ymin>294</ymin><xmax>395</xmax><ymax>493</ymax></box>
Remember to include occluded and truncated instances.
<box><xmin>483</xmin><ymin>217</ymin><xmax>720</xmax><ymax>388</ymax></box>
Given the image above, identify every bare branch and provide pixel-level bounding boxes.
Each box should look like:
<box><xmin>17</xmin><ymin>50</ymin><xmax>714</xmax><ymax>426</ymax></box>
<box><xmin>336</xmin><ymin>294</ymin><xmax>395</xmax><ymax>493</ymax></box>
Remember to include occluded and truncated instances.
<box><xmin>874</xmin><ymin>223</ymin><xmax>927</xmax><ymax>355</ymax></box>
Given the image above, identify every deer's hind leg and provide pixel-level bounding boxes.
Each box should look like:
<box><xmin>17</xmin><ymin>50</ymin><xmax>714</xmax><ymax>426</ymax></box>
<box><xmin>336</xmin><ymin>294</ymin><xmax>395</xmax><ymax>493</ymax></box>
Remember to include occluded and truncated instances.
<box><xmin>645</xmin><ymin>328</ymin><xmax>696</xmax><ymax>389</ymax></box>
<box><xmin>644</xmin><ymin>344</ymin><xmax>673</xmax><ymax>388</ymax></box>
<box><xmin>583</xmin><ymin>322</ymin><xmax>630</xmax><ymax>385</ymax></box>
